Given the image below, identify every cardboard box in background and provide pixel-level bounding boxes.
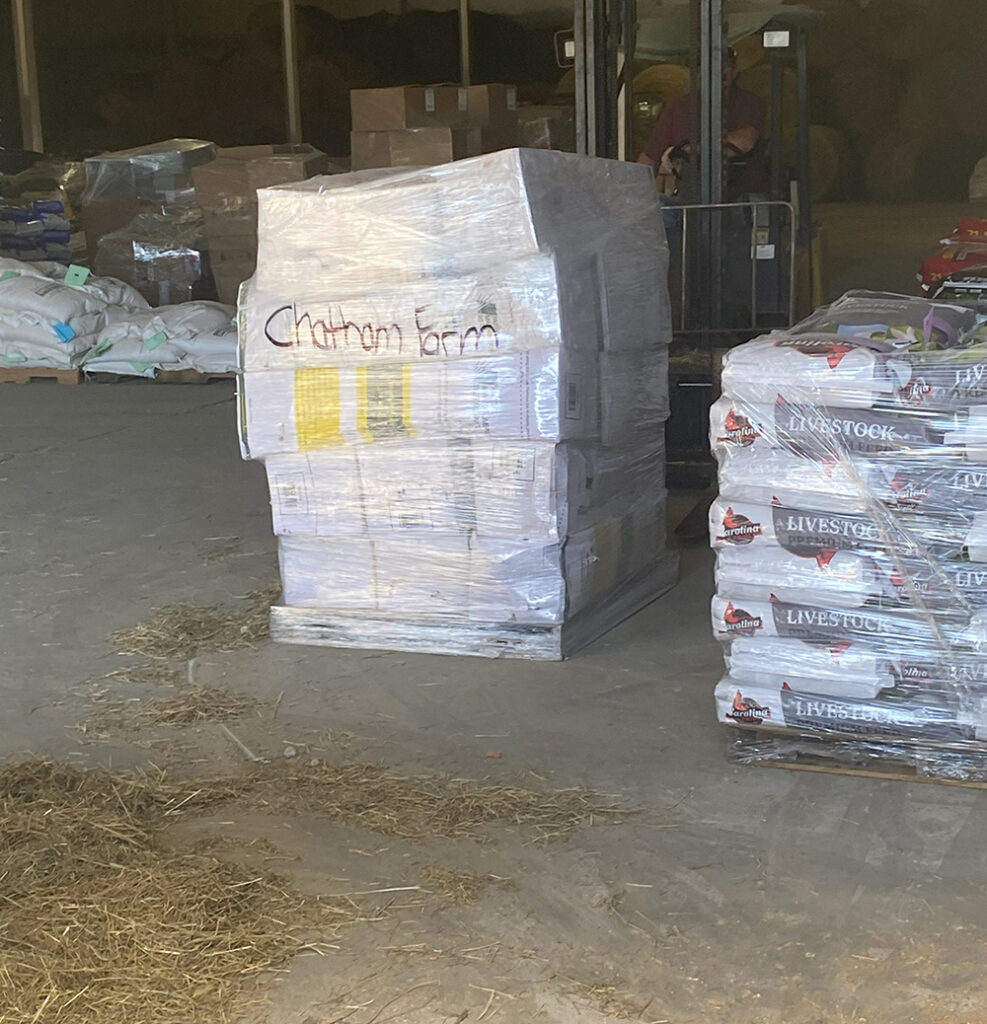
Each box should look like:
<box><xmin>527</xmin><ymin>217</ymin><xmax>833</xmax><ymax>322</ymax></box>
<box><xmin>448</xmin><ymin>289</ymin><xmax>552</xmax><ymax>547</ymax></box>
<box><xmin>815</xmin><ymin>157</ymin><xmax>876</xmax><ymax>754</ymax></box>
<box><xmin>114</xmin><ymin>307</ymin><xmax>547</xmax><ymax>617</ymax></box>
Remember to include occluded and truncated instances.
<box><xmin>351</xmin><ymin>127</ymin><xmax>484</xmax><ymax>170</ymax></box>
<box><xmin>518</xmin><ymin>105</ymin><xmax>576</xmax><ymax>152</ymax></box>
<box><xmin>466</xmin><ymin>84</ymin><xmax>518</xmax><ymax>127</ymax></box>
<box><xmin>194</xmin><ymin>144</ymin><xmax>328</xmax><ymax>306</ymax></box>
<box><xmin>212</xmin><ymin>250</ymin><xmax>257</xmax><ymax>306</ymax></box>
<box><xmin>192</xmin><ymin>145</ymin><xmax>328</xmax><ymax>207</ymax></box>
<box><xmin>83</xmin><ymin>196</ymin><xmax>145</xmax><ymax>263</ymax></box>
<box><xmin>350</xmin><ymin>86</ymin><xmax>472</xmax><ymax>132</ymax></box>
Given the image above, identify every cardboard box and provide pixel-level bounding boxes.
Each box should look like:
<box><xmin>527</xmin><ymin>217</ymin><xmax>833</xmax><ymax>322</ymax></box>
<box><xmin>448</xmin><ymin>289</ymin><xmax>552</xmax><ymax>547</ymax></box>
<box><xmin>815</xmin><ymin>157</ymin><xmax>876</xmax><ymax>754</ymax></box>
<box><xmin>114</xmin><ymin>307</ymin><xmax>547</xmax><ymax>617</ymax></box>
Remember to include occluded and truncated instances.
<box><xmin>277</xmin><ymin>496</ymin><xmax>665</xmax><ymax>624</ymax></box>
<box><xmin>240</xmin><ymin>253</ymin><xmax>564</xmax><ymax>372</ymax></box>
<box><xmin>264</xmin><ymin>439</ymin><xmax>665</xmax><ymax>542</ymax></box>
<box><xmin>239</xmin><ymin>348</ymin><xmax>598</xmax><ymax>459</ymax></box>
<box><xmin>254</xmin><ymin>150</ymin><xmax>667</xmax><ymax>296</ymax></box>
<box><xmin>83</xmin><ymin>196</ymin><xmax>146</xmax><ymax>263</ymax></box>
<box><xmin>202</xmin><ymin>207</ymin><xmax>257</xmax><ymax>243</ymax></box>
<box><xmin>518</xmin><ymin>105</ymin><xmax>576</xmax><ymax>151</ymax></box>
<box><xmin>350</xmin><ymin>128</ymin><xmax>482</xmax><ymax>170</ymax></box>
<box><xmin>212</xmin><ymin>250</ymin><xmax>257</xmax><ymax>305</ymax></box>
<box><xmin>478</xmin><ymin>125</ymin><xmax>520</xmax><ymax>154</ymax></box>
<box><xmin>466</xmin><ymin>84</ymin><xmax>518</xmax><ymax>127</ymax></box>
<box><xmin>350</xmin><ymin>86</ymin><xmax>471</xmax><ymax>132</ymax></box>
<box><xmin>192</xmin><ymin>144</ymin><xmax>328</xmax><ymax>208</ymax></box>
<box><xmin>84</xmin><ymin>139</ymin><xmax>215</xmax><ymax>201</ymax></box>
<box><xmin>599</xmin><ymin>348</ymin><xmax>670</xmax><ymax>447</ymax></box>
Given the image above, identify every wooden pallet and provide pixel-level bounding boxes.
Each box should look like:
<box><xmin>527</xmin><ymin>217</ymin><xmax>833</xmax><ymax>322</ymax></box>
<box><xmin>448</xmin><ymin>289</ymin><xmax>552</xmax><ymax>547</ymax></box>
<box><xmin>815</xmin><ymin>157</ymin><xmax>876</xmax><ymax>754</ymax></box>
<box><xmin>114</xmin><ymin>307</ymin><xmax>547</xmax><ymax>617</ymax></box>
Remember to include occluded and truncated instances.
<box><xmin>83</xmin><ymin>369</ymin><xmax>236</xmax><ymax>385</ymax></box>
<box><xmin>734</xmin><ymin>727</ymin><xmax>987</xmax><ymax>790</ymax></box>
<box><xmin>0</xmin><ymin>366</ymin><xmax>80</xmax><ymax>385</ymax></box>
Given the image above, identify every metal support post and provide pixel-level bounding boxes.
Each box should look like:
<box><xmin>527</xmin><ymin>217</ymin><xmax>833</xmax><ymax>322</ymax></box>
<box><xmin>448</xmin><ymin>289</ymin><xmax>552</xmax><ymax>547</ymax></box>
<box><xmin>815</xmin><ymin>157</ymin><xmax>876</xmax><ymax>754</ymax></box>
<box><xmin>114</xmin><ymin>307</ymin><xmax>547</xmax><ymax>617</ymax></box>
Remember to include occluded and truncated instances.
<box><xmin>619</xmin><ymin>0</ymin><xmax>637</xmax><ymax>161</ymax></box>
<box><xmin>459</xmin><ymin>0</ymin><xmax>472</xmax><ymax>87</ymax></box>
<box><xmin>795</xmin><ymin>25</ymin><xmax>813</xmax><ymax>296</ymax></box>
<box><xmin>769</xmin><ymin>57</ymin><xmax>784</xmax><ymax>201</ymax></box>
<box><xmin>281</xmin><ymin>0</ymin><xmax>303</xmax><ymax>144</ymax></box>
<box><xmin>11</xmin><ymin>0</ymin><xmax>43</xmax><ymax>154</ymax></box>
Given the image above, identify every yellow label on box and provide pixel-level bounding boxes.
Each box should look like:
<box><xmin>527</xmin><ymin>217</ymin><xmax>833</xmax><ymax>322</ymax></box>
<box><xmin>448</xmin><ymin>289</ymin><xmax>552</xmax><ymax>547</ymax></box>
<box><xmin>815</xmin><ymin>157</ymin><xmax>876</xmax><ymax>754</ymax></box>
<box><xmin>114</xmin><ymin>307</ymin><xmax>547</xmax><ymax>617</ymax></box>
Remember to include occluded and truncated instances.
<box><xmin>359</xmin><ymin>364</ymin><xmax>416</xmax><ymax>442</ymax></box>
<box><xmin>295</xmin><ymin>367</ymin><xmax>343</xmax><ymax>449</ymax></box>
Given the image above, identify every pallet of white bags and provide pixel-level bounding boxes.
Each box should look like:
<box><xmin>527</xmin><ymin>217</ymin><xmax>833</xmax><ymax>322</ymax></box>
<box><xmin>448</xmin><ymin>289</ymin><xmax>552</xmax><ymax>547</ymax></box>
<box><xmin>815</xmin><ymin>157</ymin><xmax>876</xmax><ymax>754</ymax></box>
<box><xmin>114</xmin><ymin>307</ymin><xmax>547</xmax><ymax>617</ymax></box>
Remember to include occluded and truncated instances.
<box><xmin>0</xmin><ymin>366</ymin><xmax>80</xmax><ymax>385</ymax></box>
<box><xmin>270</xmin><ymin>554</ymin><xmax>680</xmax><ymax>660</ymax></box>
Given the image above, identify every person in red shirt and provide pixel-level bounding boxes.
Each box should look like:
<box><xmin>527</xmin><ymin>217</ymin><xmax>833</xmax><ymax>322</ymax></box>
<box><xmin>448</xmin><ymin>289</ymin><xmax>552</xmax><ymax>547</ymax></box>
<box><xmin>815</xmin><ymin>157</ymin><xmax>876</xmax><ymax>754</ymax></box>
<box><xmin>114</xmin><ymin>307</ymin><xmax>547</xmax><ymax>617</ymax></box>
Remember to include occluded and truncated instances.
<box><xmin>637</xmin><ymin>48</ymin><xmax>768</xmax><ymax>202</ymax></box>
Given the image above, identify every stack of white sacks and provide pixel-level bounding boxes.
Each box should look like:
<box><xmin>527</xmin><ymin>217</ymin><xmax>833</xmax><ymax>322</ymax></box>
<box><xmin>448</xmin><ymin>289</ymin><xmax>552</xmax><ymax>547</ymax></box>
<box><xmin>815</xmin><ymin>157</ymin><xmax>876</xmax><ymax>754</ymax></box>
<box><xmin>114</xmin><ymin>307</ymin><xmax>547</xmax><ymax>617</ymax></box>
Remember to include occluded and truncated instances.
<box><xmin>0</xmin><ymin>257</ymin><xmax>237</xmax><ymax>376</ymax></box>
<box><xmin>239</xmin><ymin>148</ymin><xmax>677</xmax><ymax>658</ymax></box>
<box><xmin>710</xmin><ymin>291</ymin><xmax>987</xmax><ymax>764</ymax></box>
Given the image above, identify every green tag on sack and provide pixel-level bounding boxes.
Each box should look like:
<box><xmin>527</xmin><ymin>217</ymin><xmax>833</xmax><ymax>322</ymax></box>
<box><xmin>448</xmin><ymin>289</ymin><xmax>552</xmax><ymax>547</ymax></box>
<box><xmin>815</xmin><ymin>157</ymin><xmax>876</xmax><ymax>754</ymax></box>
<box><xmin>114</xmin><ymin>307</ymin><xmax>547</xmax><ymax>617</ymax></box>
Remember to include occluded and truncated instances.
<box><xmin>64</xmin><ymin>264</ymin><xmax>91</xmax><ymax>287</ymax></box>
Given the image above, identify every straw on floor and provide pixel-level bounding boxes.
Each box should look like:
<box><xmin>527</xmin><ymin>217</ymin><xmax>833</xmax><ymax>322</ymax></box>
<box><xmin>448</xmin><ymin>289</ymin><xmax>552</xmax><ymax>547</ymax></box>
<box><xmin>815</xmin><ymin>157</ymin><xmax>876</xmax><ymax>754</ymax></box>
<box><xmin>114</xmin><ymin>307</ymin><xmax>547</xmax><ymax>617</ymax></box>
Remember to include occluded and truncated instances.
<box><xmin>110</xmin><ymin>583</ymin><xmax>281</xmax><ymax>660</ymax></box>
<box><xmin>0</xmin><ymin>760</ymin><xmax>372</xmax><ymax>1024</ymax></box>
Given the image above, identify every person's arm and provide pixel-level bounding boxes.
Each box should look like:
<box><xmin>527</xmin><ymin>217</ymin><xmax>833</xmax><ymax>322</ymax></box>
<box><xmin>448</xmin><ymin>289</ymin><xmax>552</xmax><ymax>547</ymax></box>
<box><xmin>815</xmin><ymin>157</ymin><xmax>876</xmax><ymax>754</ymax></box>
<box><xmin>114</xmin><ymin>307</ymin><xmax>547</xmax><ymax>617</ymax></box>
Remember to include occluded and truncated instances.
<box><xmin>638</xmin><ymin>95</ymin><xmax>684</xmax><ymax>167</ymax></box>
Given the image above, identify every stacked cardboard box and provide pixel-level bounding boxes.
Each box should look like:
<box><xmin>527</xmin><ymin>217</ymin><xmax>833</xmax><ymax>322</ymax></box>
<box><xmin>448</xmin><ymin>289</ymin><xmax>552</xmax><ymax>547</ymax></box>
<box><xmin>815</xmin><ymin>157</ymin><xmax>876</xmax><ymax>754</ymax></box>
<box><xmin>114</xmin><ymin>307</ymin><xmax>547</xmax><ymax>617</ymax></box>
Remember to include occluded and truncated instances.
<box><xmin>239</xmin><ymin>148</ymin><xmax>677</xmax><ymax>658</ymax></box>
<box><xmin>192</xmin><ymin>145</ymin><xmax>329</xmax><ymax>306</ymax></box>
<box><xmin>518</xmin><ymin>105</ymin><xmax>576</xmax><ymax>152</ymax></box>
<box><xmin>708</xmin><ymin>291</ymin><xmax>987</xmax><ymax>773</ymax></box>
<box><xmin>350</xmin><ymin>85</ymin><xmax>520</xmax><ymax>170</ymax></box>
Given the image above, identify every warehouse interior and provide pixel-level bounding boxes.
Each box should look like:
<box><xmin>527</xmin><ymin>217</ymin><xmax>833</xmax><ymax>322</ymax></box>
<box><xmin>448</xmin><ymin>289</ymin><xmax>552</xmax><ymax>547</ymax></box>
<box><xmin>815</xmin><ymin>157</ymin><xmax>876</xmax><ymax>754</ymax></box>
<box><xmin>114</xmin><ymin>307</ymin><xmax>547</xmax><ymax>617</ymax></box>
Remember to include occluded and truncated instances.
<box><xmin>3</xmin><ymin>2</ymin><xmax>987</xmax><ymax>1023</ymax></box>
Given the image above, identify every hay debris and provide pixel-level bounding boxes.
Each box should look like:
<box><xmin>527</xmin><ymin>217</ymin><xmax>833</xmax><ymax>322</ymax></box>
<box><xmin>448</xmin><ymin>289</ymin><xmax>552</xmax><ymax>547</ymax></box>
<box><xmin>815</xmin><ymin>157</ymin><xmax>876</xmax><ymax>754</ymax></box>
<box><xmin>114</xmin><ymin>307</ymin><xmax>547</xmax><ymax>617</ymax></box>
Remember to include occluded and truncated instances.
<box><xmin>574</xmin><ymin>982</ymin><xmax>664</xmax><ymax>1023</ymax></box>
<box><xmin>163</xmin><ymin>761</ymin><xmax>630</xmax><ymax>843</ymax></box>
<box><xmin>110</xmin><ymin>583</ymin><xmax>281</xmax><ymax>659</ymax></box>
<box><xmin>104</xmin><ymin>663</ymin><xmax>184</xmax><ymax>687</ymax></box>
<box><xmin>80</xmin><ymin>685</ymin><xmax>268</xmax><ymax>734</ymax></box>
<box><xmin>0</xmin><ymin>759</ymin><xmax>374</xmax><ymax>1024</ymax></box>
<box><xmin>419</xmin><ymin>865</ymin><xmax>508</xmax><ymax>905</ymax></box>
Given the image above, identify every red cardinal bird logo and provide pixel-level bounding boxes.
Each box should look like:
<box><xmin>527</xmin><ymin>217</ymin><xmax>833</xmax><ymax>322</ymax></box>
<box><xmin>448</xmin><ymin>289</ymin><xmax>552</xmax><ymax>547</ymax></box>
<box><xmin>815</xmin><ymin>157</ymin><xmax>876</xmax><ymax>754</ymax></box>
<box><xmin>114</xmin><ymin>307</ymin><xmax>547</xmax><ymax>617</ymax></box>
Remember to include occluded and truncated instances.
<box><xmin>888</xmin><ymin>472</ymin><xmax>929</xmax><ymax>508</ymax></box>
<box><xmin>726</xmin><ymin>689</ymin><xmax>772</xmax><ymax>723</ymax></box>
<box><xmin>716</xmin><ymin>507</ymin><xmax>764</xmax><ymax>544</ymax></box>
<box><xmin>717</xmin><ymin>408</ymin><xmax>761</xmax><ymax>446</ymax></box>
<box><xmin>783</xmin><ymin>338</ymin><xmax>854</xmax><ymax>368</ymax></box>
<box><xmin>898</xmin><ymin>377</ymin><xmax>933</xmax><ymax>407</ymax></box>
<box><xmin>719</xmin><ymin>602</ymin><xmax>764</xmax><ymax>636</ymax></box>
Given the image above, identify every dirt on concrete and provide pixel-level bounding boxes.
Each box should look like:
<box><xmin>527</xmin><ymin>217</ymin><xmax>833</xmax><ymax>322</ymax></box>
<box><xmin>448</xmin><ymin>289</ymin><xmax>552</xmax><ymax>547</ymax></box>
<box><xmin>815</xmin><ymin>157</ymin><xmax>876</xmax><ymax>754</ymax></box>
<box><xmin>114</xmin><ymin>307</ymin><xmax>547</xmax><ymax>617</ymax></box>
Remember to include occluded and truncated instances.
<box><xmin>4</xmin><ymin>382</ymin><xmax>987</xmax><ymax>1024</ymax></box>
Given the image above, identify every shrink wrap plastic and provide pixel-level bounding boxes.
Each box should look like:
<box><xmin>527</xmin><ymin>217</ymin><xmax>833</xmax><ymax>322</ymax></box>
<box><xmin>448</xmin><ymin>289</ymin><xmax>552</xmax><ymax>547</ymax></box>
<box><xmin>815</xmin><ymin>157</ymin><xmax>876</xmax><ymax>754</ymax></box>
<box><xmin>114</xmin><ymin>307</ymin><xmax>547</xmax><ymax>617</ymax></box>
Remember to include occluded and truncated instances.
<box><xmin>240</xmin><ymin>149</ymin><xmax>677</xmax><ymax>658</ymax></box>
<box><xmin>710</xmin><ymin>291</ymin><xmax>987</xmax><ymax>773</ymax></box>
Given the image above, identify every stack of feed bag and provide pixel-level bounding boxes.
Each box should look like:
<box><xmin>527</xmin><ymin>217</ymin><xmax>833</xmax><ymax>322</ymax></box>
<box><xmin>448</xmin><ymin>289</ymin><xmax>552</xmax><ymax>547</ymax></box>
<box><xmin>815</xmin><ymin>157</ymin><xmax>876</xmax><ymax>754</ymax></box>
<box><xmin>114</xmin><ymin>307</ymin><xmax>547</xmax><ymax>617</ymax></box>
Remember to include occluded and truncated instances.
<box><xmin>349</xmin><ymin>85</ymin><xmax>519</xmax><ymax>171</ymax></box>
<box><xmin>191</xmin><ymin>145</ymin><xmax>329</xmax><ymax>306</ymax></box>
<box><xmin>238</xmin><ymin>148</ymin><xmax>677</xmax><ymax>659</ymax></box>
<box><xmin>0</xmin><ymin>257</ymin><xmax>237</xmax><ymax>376</ymax></box>
<box><xmin>0</xmin><ymin>199</ymin><xmax>75</xmax><ymax>264</ymax></box>
<box><xmin>709</xmin><ymin>290</ymin><xmax>987</xmax><ymax>770</ymax></box>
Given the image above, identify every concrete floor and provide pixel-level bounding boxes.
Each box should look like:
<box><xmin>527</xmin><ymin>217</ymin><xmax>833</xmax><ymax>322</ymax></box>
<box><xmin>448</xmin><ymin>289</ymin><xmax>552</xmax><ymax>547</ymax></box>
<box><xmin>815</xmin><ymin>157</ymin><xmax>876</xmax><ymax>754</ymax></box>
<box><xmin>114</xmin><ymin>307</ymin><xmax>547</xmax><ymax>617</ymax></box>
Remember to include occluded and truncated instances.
<box><xmin>4</xmin><ymin>381</ymin><xmax>987</xmax><ymax>1024</ymax></box>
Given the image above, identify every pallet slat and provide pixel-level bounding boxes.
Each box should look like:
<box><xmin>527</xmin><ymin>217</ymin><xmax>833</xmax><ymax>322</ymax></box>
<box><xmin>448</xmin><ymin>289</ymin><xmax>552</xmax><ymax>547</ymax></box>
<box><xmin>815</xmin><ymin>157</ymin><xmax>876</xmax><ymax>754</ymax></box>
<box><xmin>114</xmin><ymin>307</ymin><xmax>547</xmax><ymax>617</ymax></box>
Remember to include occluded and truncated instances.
<box><xmin>733</xmin><ymin>725</ymin><xmax>987</xmax><ymax>789</ymax></box>
<box><xmin>0</xmin><ymin>366</ymin><xmax>80</xmax><ymax>385</ymax></box>
<box><xmin>83</xmin><ymin>370</ymin><xmax>236</xmax><ymax>385</ymax></box>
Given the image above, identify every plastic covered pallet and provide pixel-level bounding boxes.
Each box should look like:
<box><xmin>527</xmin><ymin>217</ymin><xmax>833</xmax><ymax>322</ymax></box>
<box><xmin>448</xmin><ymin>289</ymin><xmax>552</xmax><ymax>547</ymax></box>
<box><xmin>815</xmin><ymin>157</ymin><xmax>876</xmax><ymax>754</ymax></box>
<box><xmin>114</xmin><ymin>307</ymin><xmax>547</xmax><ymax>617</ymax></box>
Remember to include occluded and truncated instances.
<box><xmin>240</xmin><ymin>148</ymin><xmax>677</xmax><ymax>659</ymax></box>
<box><xmin>709</xmin><ymin>290</ymin><xmax>987</xmax><ymax>777</ymax></box>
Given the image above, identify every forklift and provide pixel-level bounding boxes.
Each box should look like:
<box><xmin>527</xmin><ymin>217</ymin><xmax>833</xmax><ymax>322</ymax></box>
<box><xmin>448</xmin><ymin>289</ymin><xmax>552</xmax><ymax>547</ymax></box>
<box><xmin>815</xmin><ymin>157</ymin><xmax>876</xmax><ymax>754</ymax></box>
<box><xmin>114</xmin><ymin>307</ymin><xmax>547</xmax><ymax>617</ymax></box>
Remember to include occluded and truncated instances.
<box><xmin>563</xmin><ymin>1</ymin><xmax>822</xmax><ymax>487</ymax></box>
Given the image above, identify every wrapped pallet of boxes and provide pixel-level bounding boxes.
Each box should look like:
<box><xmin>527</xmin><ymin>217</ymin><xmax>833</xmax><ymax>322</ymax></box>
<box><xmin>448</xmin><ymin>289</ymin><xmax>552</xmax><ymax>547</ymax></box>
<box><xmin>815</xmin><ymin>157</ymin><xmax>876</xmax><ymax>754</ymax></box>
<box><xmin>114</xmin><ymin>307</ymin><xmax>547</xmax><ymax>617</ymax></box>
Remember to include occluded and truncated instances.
<box><xmin>350</xmin><ymin>85</ymin><xmax>519</xmax><ymax>170</ymax></box>
<box><xmin>85</xmin><ymin>139</ymin><xmax>218</xmax><ymax>305</ymax></box>
<box><xmin>239</xmin><ymin>148</ymin><xmax>677</xmax><ymax>658</ymax></box>
<box><xmin>191</xmin><ymin>145</ymin><xmax>329</xmax><ymax>306</ymax></box>
<box><xmin>708</xmin><ymin>290</ymin><xmax>987</xmax><ymax>778</ymax></box>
